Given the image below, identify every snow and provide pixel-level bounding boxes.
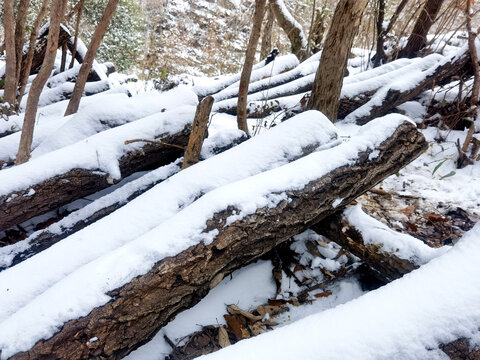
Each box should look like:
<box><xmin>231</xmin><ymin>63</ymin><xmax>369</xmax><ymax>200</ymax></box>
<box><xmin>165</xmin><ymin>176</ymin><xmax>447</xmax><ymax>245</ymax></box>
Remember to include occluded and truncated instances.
<box><xmin>0</xmin><ymin>104</ymin><xmax>196</xmax><ymax>196</ymax></box>
<box><xmin>344</xmin><ymin>205</ymin><xmax>448</xmax><ymax>265</ymax></box>
<box><xmin>199</xmin><ymin>223</ymin><xmax>480</xmax><ymax>360</ymax></box>
<box><xmin>0</xmin><ymin>110</ymin><xmax>343</xmax><ymax>358</ymax></box>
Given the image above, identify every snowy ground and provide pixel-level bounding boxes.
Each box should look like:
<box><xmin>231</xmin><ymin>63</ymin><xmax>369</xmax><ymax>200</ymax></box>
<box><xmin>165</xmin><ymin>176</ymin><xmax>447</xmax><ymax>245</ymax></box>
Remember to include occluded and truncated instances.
<box><xmin>0</xmin><ymin>44</ymin><xmax>479</xmax><ymax>360</ymax></box>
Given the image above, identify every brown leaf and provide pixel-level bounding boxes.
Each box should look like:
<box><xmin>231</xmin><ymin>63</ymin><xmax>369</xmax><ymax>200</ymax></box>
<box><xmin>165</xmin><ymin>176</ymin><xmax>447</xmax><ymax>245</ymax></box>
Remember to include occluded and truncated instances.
<box><xmin>405</xmin><ymin>221</ymin><xmax>418</xmax><ymax>232</ymax></box>
<box><xmin>426</xmin><ymin>213</ymin><xmax>449</xmax><ymax>222</ymax></box>
<box><xmin>249</xmin><ymin>322</ymin><xmax>267</xmax><ymax>336</ymax></box>
<box><xmin>227</xmin><ymin>304</ymin><xmax>263</xmax><ymax>321</ymax></box>
<box><xmin>399</xmin><ymin>204</ymin><xmax>415</xmax><ymax>216</ymax></box>
<box><xmin>224</xmin><ymin>314</ymin><xmax>247</xmax><ymax>340</ymax></box>
<box><xmin>314</xmin><ymin>290</ymin><xmax>332</xmax><ymax>298</ymax></box>
<box><xmin>218</xmin><ymin>327</ymin><xmax>230</xmax><ymax>348</ymax></box>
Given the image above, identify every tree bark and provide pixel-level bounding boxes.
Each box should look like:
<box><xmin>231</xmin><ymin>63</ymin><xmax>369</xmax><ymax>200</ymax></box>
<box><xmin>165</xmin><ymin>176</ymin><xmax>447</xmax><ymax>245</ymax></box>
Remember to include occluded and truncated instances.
<box><xmin>260</xmin><ymin>3</ymin><xmax>275</xmax><ymax>60</ymax></box>
<box><xmin>64</xmin><ymin>0</ymin><xmax>120</xmax><ymax>116</ymax></box>
<box><xmin>313</xmin><ymin>212</ymin><xmax>418</xmax><ymax>283</ymax></box>
<box><xmin>466</xmin><ymin>0</ymin><xmax>479</xmax><ymax>106</ymax></box>
<box><xmin>14</xmin><ymin>0</ymin><xmax>31</xmax><ymax>86</ymax></box>
<box><xmin>182</xmin><ymin>96</ymin><xmax>214</xmax><ymax>169</ymax></box>
<box><xmin>1</xmin><ymin>126</ymin><xmax>190</xmax><ymax>232</ymax></box>
<box><xmin>373</xmin><ymin>0</ymin><xmax>387</xmax><ymax>68</ymax></box>
<box><xmin>3</xmin><ymin>0</ymin><xmax>17</xmax><ymax>111</ymax></box>
<box><xmin>16</xmin><ymin>0</ymin><xmax>68</xmax><ymax>165</ymax></box>
<box><xmin>308</xmin><ymin>0</ymin><xmax>369</xmax><ymax>122</ymax></box>
<box><xmin>398</xmin><ymin>0</ymin><xmax>445</xmax><ymax>58</ymax></box>
<box><xmin>8</xmin><ymin>120</ymin><xmax>426</xmax><ymax>360</ymax></box>
<box><xmin>69</xmin><ymin>0</ymin><xmax>86</xmax><ymax>69</ymax></box>
<box><xmin>237</xmin><ymin>0</ymin><xmax>267</xmax><ymax>135</ymax></box>
<box><xmin>270</xmin><ymin>0</ymin><xmax>308</xmax><ymax>60</ymax></box>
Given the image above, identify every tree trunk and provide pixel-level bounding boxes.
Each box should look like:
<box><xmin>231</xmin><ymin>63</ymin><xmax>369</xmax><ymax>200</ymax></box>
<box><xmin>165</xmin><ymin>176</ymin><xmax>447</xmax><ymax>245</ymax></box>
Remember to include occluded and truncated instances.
<box><xmin>308</xmin><ymin>0</ymin><xmax>369</xmax><ymax>122</ymax></box>
<box><xmin>8</xmin><ymin>120</ymin><xmax>426</xmax><ymax>360</ymax></box>
<box><xmin>270</xmin><ymin>0</ymin><xmax>308</xmax><ymax>60</ymax></box>
<box><xmin>0</xmin><ymin>125</ymin><xmax>190</xmax><ymax>232</ymax></box>
<box><xmin>17</xmin><ymin>0</ymin><xmax>56</xmax><ymax>105</ymax></box>
<box><xmin>16</xmin><ymin>0</ymin><xmax>68</xmax><ymax>165</ymax></box>
<box><xmin>14</xmin><ymin>0</ymin><xmax>31</xmax><ymax>86</ymax></box>
<box><xmin>466</xmin><ymin>0</ymin><xmax>479</xmax><ymax>106</ymax></box>
<box><xmin>64</xmin><ymin>0</ymin><xmax>119</xmax><ymax>116</ymax></box>
<box><xmin>260</xmin><ymin>3</ymin><xmax>274</xmax><ymax>60</ymax></box>
<box><xmin>182</xmin><ymin>96</ymin><xmax>214</xmax><ymax>169</ymax></box>
<box><xmin>3</xmin><ymin>0</ymin><xmax>17</xmax><ymax>111</ymax></box>
<box><xmin>69</xmin><ymin>0</ymin><xmax>85</xmax><ymax>69</ymax></box>
<box><xmin>373</xmin><ymin>0</ymin><xmax>386</xmax><ymax>68</ymax></box>
<box><xmin>398</xmin><ymin>0</ymin><xmax>444</xmax><ymax>58</ymax></box>
<box><xmin>237</xmin><ymin>0</ymin><xmax>267</xmax><ymax>134</ymax></box>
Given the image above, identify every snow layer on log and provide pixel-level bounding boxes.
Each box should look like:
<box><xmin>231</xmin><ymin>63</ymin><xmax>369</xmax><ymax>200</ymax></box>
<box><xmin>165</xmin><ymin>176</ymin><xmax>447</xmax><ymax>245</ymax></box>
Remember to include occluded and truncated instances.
<box><xmin>0</xmin><ymin>104</ymin><xmax>197</xmax><ymax>196</ymax></box>
<box><xmin>193</xmin><ymin>54</ymin><xmax>299</xmax><ymax>97</ymax></box>
<box><xmin>0</xmin><ymin>88</ymin><xmax>192</xmax><ymax>163</ymax></box>
<box><xmin>344</xmin><ymin>205</ymin><xmax>448</xmax><ymax>265</ymax></box>
<box><xmin>200</xmin><ymin>223</ymin><xmax>480</xmax><ymax>360</ymax></box>
<box><xmin>0</xmin><ymin>113</ymin><xmax>416</xmax><ymax>358</ymax></box>
<box><xmin>0</xmin><ymin>129</ymin><xmax>245</xmax><ymax>269</ymax></box>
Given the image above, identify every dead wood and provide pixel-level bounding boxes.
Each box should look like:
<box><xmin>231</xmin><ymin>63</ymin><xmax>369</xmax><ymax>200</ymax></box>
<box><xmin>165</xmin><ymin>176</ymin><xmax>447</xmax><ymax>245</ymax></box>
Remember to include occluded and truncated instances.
<box><xmin>0</xmin><ymin>132</ymin><xmax>248</xmax><ymax>270</ymax></box>
<box><xmin>0</xmin><ymin>126</ymin><xmax>190</xmax><ymax>232</ymax></box>
<box><xmin>312</xmin><ymin>212</ymin><xmax>417</xmax><ymax>283</ymax></box>
<box><xmin>182</xmin><ymin>96</ymin><xmax>214</xmax><ymax>169</ymax></box>
<box><xmin>9</xmin><ymin>120</ymin><xmax>426</xmax><ymax>360</ymax></box>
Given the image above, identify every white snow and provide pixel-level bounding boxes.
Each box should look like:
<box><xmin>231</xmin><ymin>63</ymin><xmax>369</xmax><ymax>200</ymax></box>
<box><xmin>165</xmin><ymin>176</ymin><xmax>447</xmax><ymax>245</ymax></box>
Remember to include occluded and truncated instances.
<box><xmin>199</xmin><ymin>223</ymin><xmax>480</xmax><ymax>360</ymax></box>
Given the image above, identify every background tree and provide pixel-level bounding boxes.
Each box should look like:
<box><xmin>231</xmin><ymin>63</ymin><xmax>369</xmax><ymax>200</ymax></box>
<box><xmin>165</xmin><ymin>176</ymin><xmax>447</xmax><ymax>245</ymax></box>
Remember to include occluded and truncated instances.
<box><xmin>2</xmin><ymin>0</ymin><xmax>17</xmax><ymax>113</ymax></box>
<box><xmin>237</xmin><ymin>0</ymin><xmax>268</xmax><ymax>134</ymax></box>
<box><xmin>16</xmin><ymin>0</ymin><xmax>68</xmax><ymax>164</ymax></box>
<box><xmin>64</xmin><ymin>0</ymin><xmax>120</xmax><ymax>116</ymax></box>
<box><xmin>308</xmin><ymin>0</ymin><xmax>369</xmax><ymax>122</ymax></box>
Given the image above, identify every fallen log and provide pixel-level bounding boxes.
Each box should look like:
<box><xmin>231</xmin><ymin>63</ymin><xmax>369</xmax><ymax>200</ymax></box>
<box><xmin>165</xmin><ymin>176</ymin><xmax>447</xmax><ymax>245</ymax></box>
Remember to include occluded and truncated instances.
<box><xmin>1</xmin><ymin>114</ymin><xmax>426</xmax><ymax>359</ymax></box>
<box><xmin>0</xmin><ymin>106</ymin><xmax>196</xmax><ymax>232</ymax></box>
<box><xmin>312</xmin><ymin>205</ymin><xmax>447</xmax><ymax>283</ymax></box>
<box><xmin>0</xmin><ymin>130</ymin><xmax>248</xmax><ymax>270</ymax></box>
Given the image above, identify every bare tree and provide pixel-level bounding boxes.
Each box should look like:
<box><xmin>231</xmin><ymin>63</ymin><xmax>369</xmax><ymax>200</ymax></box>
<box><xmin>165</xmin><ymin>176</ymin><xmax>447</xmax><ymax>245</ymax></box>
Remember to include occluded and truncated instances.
<box><xmin>3</xmin><ymin>0</ymin><xmax>17</xmax><ymax>112</ymax></box>
<box><xmin>237</xmin><ymin>0</ymin><xmax>267</xmax><ymax>134</ymax></box>
<box><xmin>260</xmin><ymin>2</ymin><xmax>275</xmax><ymax>60</ymax></box>
<box><xmin>64</xmin><ymin>0</ymin><xmax>120</xmax><ymax>116</ymax></box>
<box><xmin>16</xmin><ymin>0</ymin><xmax>51</xmax><ymax>105</ymax></box>
<box><xmin>308</xmin><ymin>0</ymin><xmax>369</xmax><ymax>122</ymax></box>
<box><xmin>270</xmin><ymin>0</ymin><xmax>308</xmax><ymax>60</ymax></box>
<box><xmin>398</xmin><ymin>0</ymin><xmax>445</xmax><ymax>58</ymax></box>
<box><xmin>466</xmin><ymin>0</ymin><xmax>479</xmax><ymax>106</ymax></box>
<box><xmin>69</xmin><ymin>0</ymin><xmax>86</xmax><ymax>69</ymax></box>
<box><xmin>373</xmin><ymin>0</ymin><xmax>410</xmax><ymax>66</ymax></box>
<box><xmin>16</xmin><ymin>0</ymin><xmax>68</xmax><ymax>164</ymax></box>
<box><xmin>14</xmin><ymin>0</ymin><xmax>32</xmax><ymax>85</ymax></box>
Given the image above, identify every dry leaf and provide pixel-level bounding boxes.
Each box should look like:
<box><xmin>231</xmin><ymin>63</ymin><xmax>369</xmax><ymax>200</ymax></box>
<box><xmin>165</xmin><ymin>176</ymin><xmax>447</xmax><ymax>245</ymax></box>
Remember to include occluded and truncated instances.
<box><xmin>314</xmin><ymin>290</ymin><xmax>332</xmax><ymax>298</ymax></box>
<box><xmin>426</xmin><ymin>213</ymin><xmax>449</xmax><ymax>222</ymax></box>
<box><xmin>399</xmin><ymin>204</ymin><xmax>415</xmax><ymax>216</ymax></box>
<box><xmin>249</xmin><ymin>322</ymin><xmax>267</xmax><ymax>336</ymax></box>
<box><xmin>218</xmin><ymin>327</ymin><xmax>230</xmax><ymax>348</ymax></box>
<box><xmin>227</xmin><ymin>304</ymin><xmax>263</xmax><ymax>321</ymax></box>
<box><xmin>224</xmin><ymin>314</ymin><xmax>247</xmax><ymax>340</ymax></box>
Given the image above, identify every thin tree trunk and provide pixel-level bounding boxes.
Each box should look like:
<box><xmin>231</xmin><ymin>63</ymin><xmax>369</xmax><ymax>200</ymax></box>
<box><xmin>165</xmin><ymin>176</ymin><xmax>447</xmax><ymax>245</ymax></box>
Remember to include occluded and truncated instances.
<box><xmin>16</xmin><ymin>0</ymin><xmax>51</xmax><ymax>105</ymax></box>
<box><xmin>466</xmin><ymin>0</ymin><xmax>479</xmax><ymax>106</ymax></box>
<box><xmin>14</xmin><ymin>0</ymin><xmax>31</xmax><ymax>87</ymax></box>
<box><xmin>69</xmin><ymin>0</ymin><xmax>85</xmax><ymax>69</ymax></box>
<box><xmin>306</xmin><ymin>0</ymin><xmax>317</xmax><ymax>58</ymax></box>
<box><xmin>385</xmin><ymin>0</ymin><xmax>410</xmax><ymax>35</ymax></box>
<box><xmin>16</xmin><ymin>0</ymin><xmax>68</xmax><ymax>165</ymax></box>
<box><xmin>64</xmin><ymin>0</ymin><xmax>119</xmax><ymax>116</ymax></box>
<box><xmin>237</xmin><ymin>0</ymin><xmax>267</xmax><ymax>135</ymax></box>
<box><xmin>308</xmin><ymin>0</ymin><xmax>369</xmax><ymax>122</ymax></box>
<box><xmin>373</xmin><ymin>0</ymin><xmax>386</xmax><ymax>67</ymax></box>
<box><xmin>398</xmin><ymin>0</ymin><xmax>445</xmax><ymax>58</ymax></box>
<box><xmin>260</xmin><ymin>2</ymin><xmax>274</xmax><ymax>60</ymax></box>
<box><xmin>3</xmin><ymin>0</ymin><xmax>17</xmax><ymax>112</ymax></box>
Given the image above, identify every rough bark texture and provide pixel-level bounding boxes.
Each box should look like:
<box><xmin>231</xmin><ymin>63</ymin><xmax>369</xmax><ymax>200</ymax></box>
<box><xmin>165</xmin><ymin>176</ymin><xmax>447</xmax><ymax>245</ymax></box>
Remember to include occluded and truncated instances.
<box><xmin>308</xmin><ymin>0</ymin><xmax>369</xmax><ymax>122</ymax></box>
<box><xmin>398</xmin><ymin>0</ymin><xmax>444</xmax><ymax>58</ymax></box>
<box><xmin>269</xmin><ymin>0</ymin><xmax>307</xmax><ymax>60</ymax></box>
<box><xmin>9</xmin><ymin>121</ymin><xmax>426</xmax><ymax>360</ymax></box>
<box><xmin>0</xmin><ymin>126</ymin><xmax>190</xmax><ymax>232</ymax></box>
<box><xmin>64</xmin><ymin>0</ymin><xmax>120</xmax><ymax>116</ymax></box>
<box><xmin>441</xmin><ymin>338</ymin><xmax>480</xmax><ymax>360</ymax></box>
<box><xmin>69</xmin><ymin>0</ymin><xmax>85</xmax><ymax>69</ymax></box>
<box><xmin>182</xmin><ymin>96</ymin><xmax>214</xmax><ymax>169</ymax></box>
<box><xmin>237</xmin><ymin>0</ymin><xmax>267</xmax><ymax>134</ymax></box>
<box><xmin>16</xmin><ymin>0</ymin><xmax>50</xmax><ymax>105</ymax></box>
<box><xmin>466</xmin><ymin>0</ymin><xmax>479</xmax><ymax>106</ymax></box>
<box><xmin>16</xmin><ymin>0</ymin><xmax>68</xmax><ymax>165</ymax></box>
<box><xmin>3</xmin><ymin>0</ymin><xmax>17</xmax><ymax>110</ymax></box>
<box><xmin>14</xmin><ymin>0</ymin><xmax>31</xmax><ymax>85</ymax></box>
<box><xmin>312</xmin><ymin>212</ymin><xmax>417</xmax><ymax>283</ymax></box>
<box><xmin>373</xmin><ymin>0</ymin><xmax>386</xmax><ymax>68</ymax></box>
<box><xmin>260</xmin><ymin>3</ymin><xmax>274</xmax><ymax>60</ymax></box>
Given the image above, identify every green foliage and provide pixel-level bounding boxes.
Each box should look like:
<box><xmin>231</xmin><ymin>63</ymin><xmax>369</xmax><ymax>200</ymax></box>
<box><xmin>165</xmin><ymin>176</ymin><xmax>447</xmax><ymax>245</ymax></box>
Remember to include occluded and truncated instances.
<box><xmin>82</xmin><ymin>0</ymin><xmax>145</xmax><ymax>71</ymax></box>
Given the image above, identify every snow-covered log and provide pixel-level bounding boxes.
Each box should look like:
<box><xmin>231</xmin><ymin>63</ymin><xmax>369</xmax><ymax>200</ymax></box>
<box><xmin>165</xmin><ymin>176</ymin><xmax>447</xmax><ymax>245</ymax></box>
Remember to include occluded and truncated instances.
<box><xmin>213</xmin><ymin>47</ymin><xmax>470</xmax><ymax>122</ymax></box>
<box><xmin>1</xmin><ymin>115</ymin><xmax>426</xmax><ymax>360</ymax></box>
<box><xmin>0</xmin><ymin>106</ymin><xmax>196</xmax><ymax>232</ymax></box>
<box><xmin>0</xmin><ymin>130</ymin><xmax>248</xmax><ymax>270</ymax></box>
<box><xmin>313</xmin><ymin>205</ymin><xmax>447</xmax><ymax>283</ymax></box>
<box><xmin>199</xmin><ymin>223</ymin><xmax>480</xmax><ymax>360</ymax></box>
